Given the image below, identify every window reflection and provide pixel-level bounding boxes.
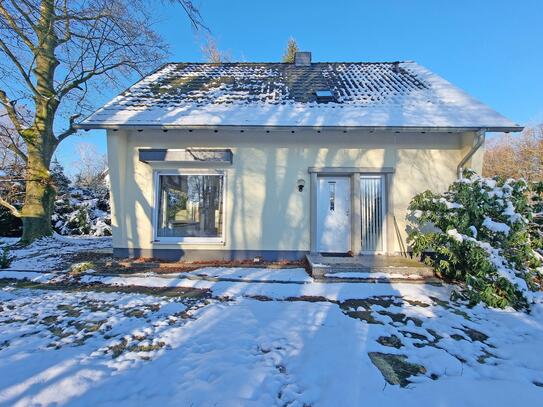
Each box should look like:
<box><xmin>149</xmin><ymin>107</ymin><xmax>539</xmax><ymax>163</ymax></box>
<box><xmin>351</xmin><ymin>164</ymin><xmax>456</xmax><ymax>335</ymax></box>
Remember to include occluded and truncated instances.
<box><xmin>157</xmin><ymin>174</ymin><xmax>223</xmax><ymax>238</ymax></box>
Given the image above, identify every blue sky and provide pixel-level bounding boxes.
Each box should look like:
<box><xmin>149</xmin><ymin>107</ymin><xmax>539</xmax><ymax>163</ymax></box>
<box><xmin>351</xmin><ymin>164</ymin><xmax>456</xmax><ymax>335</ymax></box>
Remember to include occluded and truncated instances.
<box><xmin>57</xmin><ymin>0</ymin><xmax>543</xmax><ymax>173</ymax></box>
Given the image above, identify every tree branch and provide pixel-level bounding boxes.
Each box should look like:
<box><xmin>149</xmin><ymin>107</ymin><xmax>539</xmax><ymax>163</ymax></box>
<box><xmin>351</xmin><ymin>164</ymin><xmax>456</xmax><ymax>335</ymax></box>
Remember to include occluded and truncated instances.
<box><xmin>8</xmin><ymin>147</ymin><xmax>27</xmax><ymax>163</ymax></box>
<box><xmin>0</xmin><ymin>37</ymin><xmax>38</xmax><ymax>95</ymax></box>
<box><xmin>0</xmin><ymin>89</ymin><xmax>25</xmax><ymax>135</ymax></box>
<box><xmin>58</xmin><ymin>61</ymin><xmax>125</xmax><ymax>99</ymax></box>
<box><xmin>6</xmin><ymin>142</ymin><xmax>28</xmax><ymax>162</ymax></box>
<box><xmin>0</xmin><ymin>195</ymin><xmax>21</xmax><ymax>217</ymax></box>
<box><xmin>9</xmin><ymin>0</ymin><xmax>38</xmax><ymax>32</ymax></box>
<box><xmin>56</xmin><ymin>113</ymin><xmax>81</xmax><ymax>142</ymax></box>
<box><xmin>173</xmin><ymin>0</ymin><xmax>207</xmax><ymax>31</ymax></box>
<box><xmin>55</xmin><ymin>12</ymin><xmax>113</xmax><ymax>22</ymax></box>
<box><xmin>0</xmin><ymin>3</ymin><xmax>36</xmax><ymax>51</ymax></box>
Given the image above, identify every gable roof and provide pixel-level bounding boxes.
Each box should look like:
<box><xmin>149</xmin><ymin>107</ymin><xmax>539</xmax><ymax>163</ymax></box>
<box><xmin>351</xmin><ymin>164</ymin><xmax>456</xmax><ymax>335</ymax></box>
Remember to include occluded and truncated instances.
<box><xmin>79</xmin><ymin>61</ymin><xmax>521</xmax><ymax>131</ymax></box>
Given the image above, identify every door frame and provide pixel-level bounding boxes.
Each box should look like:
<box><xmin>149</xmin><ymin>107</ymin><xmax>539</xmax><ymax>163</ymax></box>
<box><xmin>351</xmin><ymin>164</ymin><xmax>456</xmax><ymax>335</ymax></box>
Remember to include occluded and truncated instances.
<box><xmin>316</xmin><ymin>175</ymin><xmax>352</xmax><ymax>253</ymax></box>
<box><xmin>308</xmin><ymin>167</ymin><xmax>395</xmax><ymax>255</ymax></box>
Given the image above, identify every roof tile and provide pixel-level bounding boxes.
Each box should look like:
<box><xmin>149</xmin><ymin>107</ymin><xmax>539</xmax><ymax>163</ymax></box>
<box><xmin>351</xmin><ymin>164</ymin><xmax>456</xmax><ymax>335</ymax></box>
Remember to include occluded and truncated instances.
<box><xmin>81</xmin><ymin>62</ymin><xmax>520</xmax><ymax>130</ymax></box>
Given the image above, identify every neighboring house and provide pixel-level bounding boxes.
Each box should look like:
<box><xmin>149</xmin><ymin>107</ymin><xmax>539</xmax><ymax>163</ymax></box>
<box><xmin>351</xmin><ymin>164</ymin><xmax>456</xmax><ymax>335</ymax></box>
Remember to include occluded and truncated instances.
<box><xmin>79</xmin><ymin>52</ymin><xmax>521</xmax><ymax>260</ymax></box>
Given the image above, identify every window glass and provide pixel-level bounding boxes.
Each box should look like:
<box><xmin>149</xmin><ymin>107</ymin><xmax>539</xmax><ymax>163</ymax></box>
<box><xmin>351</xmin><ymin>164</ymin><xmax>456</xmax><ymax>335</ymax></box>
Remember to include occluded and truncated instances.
<box><xmin>157</xmin><ymin>174</ymin><xmax>223</xmax><ymax>239</ymax></box>
<box><xmin>328</xmin><ymin>181</ymin><xmax>336</xmax><ymax>211</ymax></box>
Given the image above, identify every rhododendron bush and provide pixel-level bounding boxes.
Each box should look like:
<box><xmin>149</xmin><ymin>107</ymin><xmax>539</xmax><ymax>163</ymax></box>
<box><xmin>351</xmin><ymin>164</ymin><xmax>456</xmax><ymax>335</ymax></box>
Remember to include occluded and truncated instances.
<box><xmin>408</xmin><ymin>170</ymin><xmax>543</xmax><ymax>309</ymax></box>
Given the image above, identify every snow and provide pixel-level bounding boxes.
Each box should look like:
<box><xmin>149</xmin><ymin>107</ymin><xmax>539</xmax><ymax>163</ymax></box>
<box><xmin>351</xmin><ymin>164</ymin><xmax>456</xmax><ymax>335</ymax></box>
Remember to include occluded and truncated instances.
<box><xmin>482</xmin><ymin>217</ymin><xmax>511</xmax><ymax>235</ymax></box>
<box><xmin>81</xmin><ymin>62</ymin><xmax>519</xmax><ymax>129</ymax></box>
<box><xmin>0</xmin><ymin>238</ymin><xmax>19</xmax><ymax>248</ymax></box>
<box><xmin>0</xmin><ymin>270</ymin><xmax>54</xmax><ymax>283</ymax></box>
<box><xmin>182</xmin><ymin>266</ymin><xmax>313</xmax><ymax>282</ymax></box>
<box><xmin>503</xmin><ymin>200</ymin><xmax>525</xmax><ymax>223</ymax></box>
<box><xmin>1</xmin><ymin>284</ymin><xmax>543</xmax><ymax>406</ymax></box>
<box><xmin>447</xmin><ymin>228</ymin><xmax>464</xmax><ymax>243</ymax></box>
<box><xmin>80</xmin><ymin>273</ymin><xmax>451</xmax><ymax>302</ymax></box>
<box><xmin>0</xmin><ymin>235</ymin><xmax>111</xmax><ymax>272</ymax></box>
<box><xmin>324</xmin><ymin>272</ymin><xmax>425</xmax><ymax>280</ymax></box>
<box><xmin>2</xmin><ymin>226</ymin><xmax>542</xmax><ymax>404</ymax></box>
<box><xmin>438</xmin><ymin>197</ymin><xmax>463</xmax><ymax>210</ymax></box>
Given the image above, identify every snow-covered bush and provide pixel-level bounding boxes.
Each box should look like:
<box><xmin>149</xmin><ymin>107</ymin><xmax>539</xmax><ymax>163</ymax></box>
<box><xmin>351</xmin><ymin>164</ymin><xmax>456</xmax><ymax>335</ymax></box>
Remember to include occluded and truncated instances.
<box><xmin>0</xmin><ymin>158</ymin><xmax>111</xmax><ymax>237</ymax></box>
<box><xmin>52</xmin><ymin>186</ymin><xmax>111</xmax><ymax>236</ymax></box>
<box><xmin>49</xmin><ymin>159</ymin><xmax>111</xmax><ymax>237</ymax></box>
<box><xmin>407</xmin><ymin>170</ymin><xmax>542</xmax><ymax>309</ymax></box>
<box><xmin>529</xmin><ymin>181</ymin><xmax>543</xmax><ymax>256</ymax></box>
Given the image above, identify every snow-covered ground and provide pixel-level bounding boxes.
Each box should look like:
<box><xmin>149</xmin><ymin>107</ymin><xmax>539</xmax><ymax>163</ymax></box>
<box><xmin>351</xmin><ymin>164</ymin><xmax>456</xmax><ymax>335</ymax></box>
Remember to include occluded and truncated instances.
<box><xmin>324</xmin><ymin>271</ymin><xmax>425</xmax><ymax>280</ymax></box>
<box><xmin>0</xmin><ymin>235</ymin><xmax>111</xmax><ymax>272</ymax></box>
<box><xmin>80</xmin><ymin>272</ymin><xmax>450</xmax><ymax>302</ymax></box>
<box><xmin>182</xmin><ymin>266</ymin><xmax>313</xmax><ymax>282</ymax></box>
<box><xmin>1</xmin><ymin>281</ymin><xmax>543</xmax><ymax>406</ymax></box>
<box><xmin>1</xmin><ymin>236</ymin><xmax>543</xmax><ymax>405</ymax></box>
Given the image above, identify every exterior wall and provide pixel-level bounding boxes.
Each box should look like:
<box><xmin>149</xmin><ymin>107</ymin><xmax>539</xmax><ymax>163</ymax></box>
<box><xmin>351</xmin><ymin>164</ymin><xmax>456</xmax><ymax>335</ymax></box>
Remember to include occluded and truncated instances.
<box><xmin>462</xmin><ymin>131</ymin><xmax>484</xmax><ymax>174</ymax></box>
<box><xmin>106</xmin><ymin>128</ymin><xmax>480</xmax><ymax>259</ymax></box>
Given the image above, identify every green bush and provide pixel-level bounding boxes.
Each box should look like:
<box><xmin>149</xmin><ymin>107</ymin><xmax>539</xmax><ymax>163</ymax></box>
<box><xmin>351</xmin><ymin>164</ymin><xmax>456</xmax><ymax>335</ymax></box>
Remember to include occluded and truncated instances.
<box><xmin>407</xmin><ymin>170</ymin><xmax>542</xmax><ymax>310</ymax></box>
<box><xmin>0</xmin><ymin>206</ymin><xmax>22</xmax><ymax>237</ymax></box>
<box><xmin>0</xmin><ymin>247</ymin><xmax>13</xmax><ymax>269</ymax></box>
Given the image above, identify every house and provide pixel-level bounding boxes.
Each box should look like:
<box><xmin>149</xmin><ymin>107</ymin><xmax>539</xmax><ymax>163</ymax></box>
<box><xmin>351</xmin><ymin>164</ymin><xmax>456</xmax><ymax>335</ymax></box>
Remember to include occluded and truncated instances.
<box><xmin>78</xmin><ymin>52</ymin><xmax>521</xmax><ymax>261</ymax></box>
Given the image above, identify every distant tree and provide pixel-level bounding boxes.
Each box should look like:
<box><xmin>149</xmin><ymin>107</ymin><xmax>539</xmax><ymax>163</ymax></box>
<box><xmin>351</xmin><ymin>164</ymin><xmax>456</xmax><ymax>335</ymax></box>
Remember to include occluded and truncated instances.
<box><xmin>483</xmin><ymin>125</ymin><xmax>543</xmax><ymax>182</ymax></box>
<box><xmin>50</xmin><ymin>158</ymin><xmax>71</xmax><ymax>196</ymax></box>
<box><xmin>201</xmin><ymin>35</ymin><xmax>231</xmax><ymax>63</ymax></box>
<box><xmin>0</xmin><ymin>117</ymin><xmax>25</xmax><ymax>236</ymax></box>
<box><xmin>282</xmin><ymin>37</ymin><xmax>299</xmax><ymax>63</ymax></box>
<box><xmin>72</xmin><ymin>142</ymin><xmax>108</xmax><ymax>193</ymax></box>
<box><xmin>0</xmin><ymin>0</ymin><xmax>204</xmax><ymax>243</ymax></box>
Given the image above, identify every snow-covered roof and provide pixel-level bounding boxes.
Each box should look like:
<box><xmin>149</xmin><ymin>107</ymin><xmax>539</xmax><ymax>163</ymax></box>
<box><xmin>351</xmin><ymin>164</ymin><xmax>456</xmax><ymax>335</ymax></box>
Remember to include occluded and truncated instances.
<box><xmin>80</xmin><ymin>62</ymin><xmax>521</xmax><ymax>131</ymax></box>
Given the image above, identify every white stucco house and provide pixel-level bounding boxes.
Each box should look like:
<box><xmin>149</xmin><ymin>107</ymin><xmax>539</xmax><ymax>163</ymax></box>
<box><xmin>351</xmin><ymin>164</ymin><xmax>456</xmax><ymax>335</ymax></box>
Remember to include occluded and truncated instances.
<box><xmin>78</xmin><ymin>52</ymin><xmax>521</xmax><ymax>261</ymax></box>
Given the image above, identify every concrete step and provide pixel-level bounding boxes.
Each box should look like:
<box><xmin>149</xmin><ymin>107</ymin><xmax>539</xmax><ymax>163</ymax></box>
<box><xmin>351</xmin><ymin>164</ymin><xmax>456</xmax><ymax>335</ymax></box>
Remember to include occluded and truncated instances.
<box><xmin>306</xmin><ymin>253</ymin><xmax>436</xmax><ymax>282</ymax></box>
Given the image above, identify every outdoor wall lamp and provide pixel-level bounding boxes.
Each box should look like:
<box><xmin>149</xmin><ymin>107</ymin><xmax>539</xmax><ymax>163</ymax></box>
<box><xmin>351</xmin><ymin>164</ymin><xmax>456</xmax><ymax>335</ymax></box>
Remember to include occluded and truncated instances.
<box><xmin>297</xmin><ymin>179</ymin><xmax>305</xmax><ymax>192</ymax></box>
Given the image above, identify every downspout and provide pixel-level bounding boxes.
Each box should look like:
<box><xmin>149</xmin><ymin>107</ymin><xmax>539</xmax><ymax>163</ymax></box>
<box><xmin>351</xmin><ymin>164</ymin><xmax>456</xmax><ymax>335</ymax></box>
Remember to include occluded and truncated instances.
<box><xmin>457</xmin><ymin>129</ymin><xmax>486</xmax><ymax>179</ymax></box>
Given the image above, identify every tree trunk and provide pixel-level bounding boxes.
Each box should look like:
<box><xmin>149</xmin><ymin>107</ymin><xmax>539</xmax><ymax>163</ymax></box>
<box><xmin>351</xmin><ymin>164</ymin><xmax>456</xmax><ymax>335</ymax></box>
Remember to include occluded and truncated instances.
<box><xmin>19</xmin><ymin>0</ymin><xmax>60</xmax><ymax>244</ymax></box>
<box><xmin>20</xmin><ymin>144</ymin><xmax>55</xmax><ymax>243</ymax></box>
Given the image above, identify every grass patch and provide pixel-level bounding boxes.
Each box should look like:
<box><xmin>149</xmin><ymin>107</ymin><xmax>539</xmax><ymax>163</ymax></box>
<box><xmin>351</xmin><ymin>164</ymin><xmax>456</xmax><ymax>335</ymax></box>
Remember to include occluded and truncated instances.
<box><xmin>343</xmin><ymin>309</ymin><xmax>383</xmax><ymax>325</ymax></box>
<box><xmin>107</xmin><ymin>338</ymin><xmax>167</xmax><ymax>359</ymax></box>
<box><xmin>41</xmin><ymin>315</ymin><xmax>58</xmax><ymax>325</ymax></box>
<box><xmin>460</xmin><ymin>326</ymin><xmax>489</xmax><ymax>343</ymax></box>
<box><xmin>69</xmin><ymin>262</ymin><xmax>96</xmax><ymax>275</ymax></box>
<box><xmin>377</xmin><ymin>335</ymin><xmax>404</xmax><ymax>349</ymax></box>
<box><xmin>368</xmin><ymin>352</ymin><xmax>427</xmax><ymax>387</ymax></box>
<box><xmin>57</xmin><ymin>304</ymin><xmax>81</xmax><ymax>317</ymax></box>
<box><xmin>0</xmin><ymin>279</ymin><xmax>210</xmax><ymax>300</ymax></box>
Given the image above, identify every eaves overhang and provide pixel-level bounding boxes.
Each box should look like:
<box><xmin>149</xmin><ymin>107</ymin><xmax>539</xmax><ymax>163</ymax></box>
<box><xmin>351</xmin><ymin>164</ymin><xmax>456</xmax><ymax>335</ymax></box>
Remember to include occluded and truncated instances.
<box><xmin>74</xmin><ymin>123</ymin><xmax>524</xmax><ymax>133</ymax></box>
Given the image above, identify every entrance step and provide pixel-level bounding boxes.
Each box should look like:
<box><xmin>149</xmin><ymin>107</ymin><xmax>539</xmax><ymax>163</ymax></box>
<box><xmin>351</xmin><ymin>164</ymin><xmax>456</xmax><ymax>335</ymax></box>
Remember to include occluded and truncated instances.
<box><xmin>306</xmin><ymin>254</ymin><xmax>437</xmax><ymax>283</ymax></box>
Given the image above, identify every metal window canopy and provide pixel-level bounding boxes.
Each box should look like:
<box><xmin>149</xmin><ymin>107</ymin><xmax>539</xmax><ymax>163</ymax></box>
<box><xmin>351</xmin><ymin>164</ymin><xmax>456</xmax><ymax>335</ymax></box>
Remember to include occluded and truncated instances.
<box><xmin>139</xmin><ymin>148</ymin><xmax>233</xmax><ymax>164</ymax></box>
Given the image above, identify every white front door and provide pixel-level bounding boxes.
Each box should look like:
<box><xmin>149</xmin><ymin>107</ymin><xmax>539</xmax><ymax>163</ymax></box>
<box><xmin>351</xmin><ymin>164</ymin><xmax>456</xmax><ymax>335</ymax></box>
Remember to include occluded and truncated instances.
<box><xmin>316</xmin><ymin>177</ymin><xmax>351</xmax><ymax>253</ymax></box>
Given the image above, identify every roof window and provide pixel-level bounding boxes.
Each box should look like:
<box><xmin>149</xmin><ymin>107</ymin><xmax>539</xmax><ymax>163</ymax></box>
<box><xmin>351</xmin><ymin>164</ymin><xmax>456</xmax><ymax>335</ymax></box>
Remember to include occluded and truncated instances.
<box><xmin>315</xmin><ymin>89</ymin><xmax>335</xmax><ymax>103</ymax></box>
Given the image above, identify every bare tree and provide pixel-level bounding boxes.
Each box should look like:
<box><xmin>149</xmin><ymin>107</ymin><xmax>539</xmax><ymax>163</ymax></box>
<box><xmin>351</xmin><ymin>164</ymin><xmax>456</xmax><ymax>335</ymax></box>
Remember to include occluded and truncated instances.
<box><xmin>483</xmin><ymin>125</ymin><xmax>543</xmax><ymax>181</ymax></box>
<box><xmin>72</xmin><ymin>141</ymin><xmax>107</xmax><ymax>191</ymax></box>
<box><xmin>0</xmin><ymin>0</ymin><xmax>204</xmax><ymax>242</ymax></box>
<box><xmin>0</xmin><ymin>113</ymin><xmax>27</xmax><ymax>216</ymax></box>
<box><xmin>201</xmin><ymin>34</ymin><xmax>230</xmax><ymax>63</ymax></box>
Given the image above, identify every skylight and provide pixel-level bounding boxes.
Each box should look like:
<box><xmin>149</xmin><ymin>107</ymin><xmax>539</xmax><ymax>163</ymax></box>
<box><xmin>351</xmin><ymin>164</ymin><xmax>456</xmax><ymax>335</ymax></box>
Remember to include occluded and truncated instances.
<box><xmin>315</xmin><ymin>90</ymin><xmax>335</xmax><ymax>103</ymax></box>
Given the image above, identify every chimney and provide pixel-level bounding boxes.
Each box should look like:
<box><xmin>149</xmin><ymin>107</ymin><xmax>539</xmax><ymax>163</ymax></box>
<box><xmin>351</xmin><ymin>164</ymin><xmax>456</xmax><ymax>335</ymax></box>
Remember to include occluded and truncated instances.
<box><xmin>294</xmin><ymin>52</ymin><xmax>312</xmax><ymax>66</ymax></box>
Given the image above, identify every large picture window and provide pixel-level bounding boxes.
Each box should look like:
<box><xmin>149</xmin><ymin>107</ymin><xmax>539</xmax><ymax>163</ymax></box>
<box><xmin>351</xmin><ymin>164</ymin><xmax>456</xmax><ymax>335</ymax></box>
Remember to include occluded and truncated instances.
<box><xmin>156</xmin><ymin>173</ymin><xmax>224</xmax><ymax>241</ymax></box>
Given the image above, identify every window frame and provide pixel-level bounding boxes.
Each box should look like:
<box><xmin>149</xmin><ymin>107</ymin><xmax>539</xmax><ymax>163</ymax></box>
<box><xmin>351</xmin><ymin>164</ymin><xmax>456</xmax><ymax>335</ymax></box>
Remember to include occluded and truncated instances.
<box><xmin>152</xmin><ymin>169</ymin><xmax>226</xmax><ymax>244</ymax></box>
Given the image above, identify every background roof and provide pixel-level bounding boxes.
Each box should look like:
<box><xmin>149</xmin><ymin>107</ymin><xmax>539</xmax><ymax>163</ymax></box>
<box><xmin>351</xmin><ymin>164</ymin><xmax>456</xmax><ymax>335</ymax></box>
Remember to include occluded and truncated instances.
<box><xmin>80</xmin><ymin>61</ymin><xmax>520</xmax><ymax>130</ymax></box>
